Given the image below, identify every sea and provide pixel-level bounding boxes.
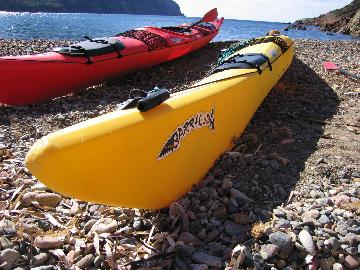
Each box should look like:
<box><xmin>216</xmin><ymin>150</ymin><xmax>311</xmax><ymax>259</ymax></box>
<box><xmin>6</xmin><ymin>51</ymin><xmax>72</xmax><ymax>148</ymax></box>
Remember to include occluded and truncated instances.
<box><xmin>0</xmin><ymin>12</ymin><xmax>357</xmax><ymax>41</ymax></box>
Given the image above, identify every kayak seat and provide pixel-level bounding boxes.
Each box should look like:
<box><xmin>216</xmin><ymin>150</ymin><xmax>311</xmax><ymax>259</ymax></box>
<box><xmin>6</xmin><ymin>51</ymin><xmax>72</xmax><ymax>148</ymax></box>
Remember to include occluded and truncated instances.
<box><xmin>53</xmin><ymin>37</ymin><xmax>125</xmax><ymax>57</ymax></box>
<box><xmin>197</xmin><ymin>22</ymin><xmax>216</xmax><ymax>32</ymax></box>
<box><xmin>212</xmin><ymin>53</ymin><xmax>272</xmax><ymax>75</ymax></box>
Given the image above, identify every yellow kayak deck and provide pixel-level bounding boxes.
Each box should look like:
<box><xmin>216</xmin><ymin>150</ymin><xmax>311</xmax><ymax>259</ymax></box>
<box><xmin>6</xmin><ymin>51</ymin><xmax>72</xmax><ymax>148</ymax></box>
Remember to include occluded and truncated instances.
<box><xmin>26</xmin><ymin>35</ymin><xmax>294</xmax><ymax>209</ymax></box>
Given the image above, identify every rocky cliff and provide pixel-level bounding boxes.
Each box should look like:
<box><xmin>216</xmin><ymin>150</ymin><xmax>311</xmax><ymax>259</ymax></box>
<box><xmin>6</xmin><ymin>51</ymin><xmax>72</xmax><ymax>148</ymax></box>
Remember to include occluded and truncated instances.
<box><xmin>0</xmin><ymin>0</ymin><xmax>183</xmax><ymax>16</ymax></box>
<box><xmin>292</xmin><ymin>0</ymin><xmax>360</xmax><ymax>37</ymax></box>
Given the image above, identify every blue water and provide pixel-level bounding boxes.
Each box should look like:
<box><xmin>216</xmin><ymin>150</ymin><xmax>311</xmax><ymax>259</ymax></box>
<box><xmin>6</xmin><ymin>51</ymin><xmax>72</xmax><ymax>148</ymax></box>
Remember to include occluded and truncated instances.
<box><xmin>0</xmin><ymin>12</ymin><xmax>357</xmax><ymax>41</ymax></box>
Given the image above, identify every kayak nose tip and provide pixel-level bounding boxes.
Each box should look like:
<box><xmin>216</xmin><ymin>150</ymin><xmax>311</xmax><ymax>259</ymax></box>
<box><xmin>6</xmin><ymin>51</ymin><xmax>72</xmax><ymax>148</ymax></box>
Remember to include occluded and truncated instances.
<box><xmin>25</xmin><ymin>137</ymin><xmax>50</xmax><ymax>175</ymax></box>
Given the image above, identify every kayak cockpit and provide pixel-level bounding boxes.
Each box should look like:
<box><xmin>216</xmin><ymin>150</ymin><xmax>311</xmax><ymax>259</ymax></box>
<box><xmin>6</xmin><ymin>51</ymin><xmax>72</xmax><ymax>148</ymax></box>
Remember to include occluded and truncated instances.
<box><xmin>53</xmin><ymin>37</ymin><xmax>125</xmax><ymax>57</ymax></box>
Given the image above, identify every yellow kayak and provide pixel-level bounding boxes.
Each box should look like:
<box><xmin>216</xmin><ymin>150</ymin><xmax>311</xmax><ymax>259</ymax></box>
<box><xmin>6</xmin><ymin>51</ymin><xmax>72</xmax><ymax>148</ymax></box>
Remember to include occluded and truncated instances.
<box><xmin>26</xmin><ymin>34</ymin><xmax>294</xmax><ymax>209</ymax></box>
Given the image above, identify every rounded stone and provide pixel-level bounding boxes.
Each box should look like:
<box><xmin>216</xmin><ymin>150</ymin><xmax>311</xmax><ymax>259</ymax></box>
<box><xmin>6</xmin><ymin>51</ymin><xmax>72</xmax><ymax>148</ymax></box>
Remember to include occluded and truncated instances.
<box><xmin>332</xmin><ymin>263</ymin><xmax>344</xmax><ymax>270</ymax></box>
<box><xmin>191</xmin><ymin>252</ymin><xmax>222</xmax><ymax>268</ymax></box>
<box><xmin>318</xmin><ymin>215</ymin><xmax>331</xmax><ymax>225</ymax></box>
<box><xmin>298</xmin><ymin>230</ymin><xmax>316</xmax><ymax>256</ymax></box>
<box><xmin>269</xmin><ymin>231</ymin><xmax>292</xmax><ymax>250</ymax></box>
<box><xmin>260</xmin><ymin>244</ymin><xmax>279</xmax><ymax>260</ymax></box>
<box><xmin>0</xmin><ymin>249</ymin><xmax>21</xmax><ymax>270</ymax></box>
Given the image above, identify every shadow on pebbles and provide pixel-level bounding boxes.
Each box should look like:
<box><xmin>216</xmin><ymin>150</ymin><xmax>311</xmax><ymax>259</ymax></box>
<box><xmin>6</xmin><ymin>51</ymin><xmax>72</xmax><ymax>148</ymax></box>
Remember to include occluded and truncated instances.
<box><xmin>0</xmin><ymin>39</ymin><xmax>359</xmax><ymax>269</ymax></box>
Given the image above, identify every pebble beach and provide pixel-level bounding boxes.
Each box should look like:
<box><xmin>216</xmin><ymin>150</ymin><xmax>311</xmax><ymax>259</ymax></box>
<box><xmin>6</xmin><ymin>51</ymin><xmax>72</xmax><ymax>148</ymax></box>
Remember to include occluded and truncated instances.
<box><xmin>0</xmin><ymin>38</ymin><xmax>359</xmax><ymax>270</ymax></box>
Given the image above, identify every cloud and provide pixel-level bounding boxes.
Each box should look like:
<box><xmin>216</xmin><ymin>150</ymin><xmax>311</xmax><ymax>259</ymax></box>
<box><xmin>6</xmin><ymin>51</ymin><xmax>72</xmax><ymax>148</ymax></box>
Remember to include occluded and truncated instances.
<box><xmin>175</xmin><ymin>0</ymin><xmax>353</xmax><ymax>22</ymax></box>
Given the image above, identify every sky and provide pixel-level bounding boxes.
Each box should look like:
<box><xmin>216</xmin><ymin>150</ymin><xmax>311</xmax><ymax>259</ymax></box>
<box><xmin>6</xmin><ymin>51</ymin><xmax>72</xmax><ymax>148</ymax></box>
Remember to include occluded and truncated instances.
<box><xmin>174</xmin><ymin>0</ymin><xmax>353</xmax><ymax>22</ymax></box>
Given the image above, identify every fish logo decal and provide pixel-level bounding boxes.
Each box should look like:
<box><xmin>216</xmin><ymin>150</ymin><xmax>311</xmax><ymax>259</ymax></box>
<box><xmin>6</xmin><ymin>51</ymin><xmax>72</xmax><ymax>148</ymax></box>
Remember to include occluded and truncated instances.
<box><xmin>158</xmin><ymin>107</ymin><xmax>215</xmax><ymax>160</ymax></box>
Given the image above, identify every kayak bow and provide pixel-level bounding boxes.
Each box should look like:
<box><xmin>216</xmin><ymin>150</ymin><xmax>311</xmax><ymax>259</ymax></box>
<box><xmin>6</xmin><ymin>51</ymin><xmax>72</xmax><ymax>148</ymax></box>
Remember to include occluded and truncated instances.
<box><xmin>26</xmin><ymin>34</ymin><xmax>294</xmax><ymax>209</ymax></box>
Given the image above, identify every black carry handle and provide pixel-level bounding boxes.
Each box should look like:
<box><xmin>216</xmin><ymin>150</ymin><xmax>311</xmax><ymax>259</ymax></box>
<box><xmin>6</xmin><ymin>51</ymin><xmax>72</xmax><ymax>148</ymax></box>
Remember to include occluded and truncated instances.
<box><xmin>84</xmin><ymin>35</ymin><xmax>109</xmax><ymax>44</ymax></box>
<box><xmin>137</xmin><ymin>88</ymin><xmax>170</xmax><ymax>112</ymax></box>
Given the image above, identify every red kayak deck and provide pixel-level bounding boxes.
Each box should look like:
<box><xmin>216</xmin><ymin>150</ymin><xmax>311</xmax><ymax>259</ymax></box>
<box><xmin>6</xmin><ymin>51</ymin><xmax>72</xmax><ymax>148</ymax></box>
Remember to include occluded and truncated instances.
<box><xmin>0</xmin><ymin>18</ymin><xmax>223</xmax><ymax>105</ymax></box>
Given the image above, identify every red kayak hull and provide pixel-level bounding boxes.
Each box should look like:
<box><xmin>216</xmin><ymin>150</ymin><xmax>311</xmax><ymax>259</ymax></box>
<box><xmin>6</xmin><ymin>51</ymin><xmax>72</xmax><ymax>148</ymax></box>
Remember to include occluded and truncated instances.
<box><xmin>0</xmin><ymin>18</ymin><xmax>223</xmax><ymax>105</ymax></box>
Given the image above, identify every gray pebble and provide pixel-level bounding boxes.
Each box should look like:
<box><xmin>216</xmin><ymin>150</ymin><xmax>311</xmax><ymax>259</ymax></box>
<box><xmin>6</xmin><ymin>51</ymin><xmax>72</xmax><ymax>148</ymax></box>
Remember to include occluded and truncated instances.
<box><xmin>332</xmin><ymin>263</ymin><xmax>344</xmax><ymax>270</ymax></box>
<box><xmin>302</xmin><ymin>209</ymin><xmax>320</xmax><ymax>220</ymax></box>
<box><xmin>337</xmin><ymin>170</ymin><xmax>347</xmax><ymax>179</ymax></box>
<box><xmin>319</xmin><ymin>257</ymin><xmax>336</xmax><ymax>270</ymax></box>
<box><xmin>0</xmin><ymin>248</ymin><xmax>20</xmax><ymax>270</ymax></box>
<box><xmin>229</xmin><ymin>188</ymin><xmax>252</xmax><ymax>202</ymax></box>
<box><xmin>317</xmin><ymin>239</ymin><xmax>325</xmax><ymax>249</ymax></box>
<box><xmin>347</xmin><ymin>226</ymin><xmax>360</xmax><ymax>234</ymax></box>
<box><xmin>345</xmin><ymin>246</ymin><xmax>358</xmax><ymax>255</ymax></box>
<box><xmin>212</xmin><ymin>206</ymin><xmax>227</xmax><ymax>219</ymax></box>
<box><xmin>175</xmin><ymin>245</ymin><xmax>195</xmax><ymax>257</ymax></box>
<box><xmin>274</xmin><ymin>219</ymin><xmax>291</xmax><ymax>229</ymax></box>
<box><xmin>344</xmin><ymin>233</ymin><xmax>359</xmax><ymax>245</ymax></box>
<box><xmin>224</xmin><ymin>221</ymin><xmax>244</xmax><ymax>236</ymax></box>
<box><xmin>322</xmin><ymin>228</ymin><xmax>337</xmax><ymax>236</ymax></box>
<box><xmin>84</xmin><ymin>219</ymin><xmax>97</xmax><ymax>232</ymax></box>
<box><xmin>347</xmin><ymin>219</ymin><xmax>359</xmax><ymax>227</ymax></box>
<box><xmin>221</xmin><ymin>178</ymin><xmax>233</xmax><ymax>190</ymax></box>
<box><xmin>273</xmin><ymin>209</ymin><xmax>286</xmax><ymax>218</ymax></box>
<box><xmin>206</xmin><ymin>230</ymin><xmax>219</xmax><ymax>242</ymax></box>
<box><xmin>75</xmin><ymin>254</ymin><xmax>95</xmax><ymax>269</ymax></box>
<box><xmin>209</xmin><ymin>218</ymin><xmax>222</xmax><ymax>228</ymax></box>
<box><xmin>30</xmin><ymin>266</ymin><xmax>54</xmax><ymax>270</ymax></box>
<box><xmin>269</xmin><ymin>232</ymin><xmax>292</xmax><ymax>251</ymax></box>
<box><xmin>191</xmin><ymin>264</ymin><xmax>208</xmax><ymax>270</ymax></box>
<box><xmin>206</xmin><ymin>242</ymin><xmax>227</xmax><ymax>257</ymax></box>
<box><xmin>0</xmin><ymin>236</ymin><xmax>14</xmax><ymax>250</ymax></box>
<box><xmin>94</xmin><ymin>256</ymin><xmax>102</xmax><ymax>267</ymax></box>
<box><xmin>253</xmin><ymin>253</ymin><xmax>266</xmax><ymax>270</ymax></box>
<box><xmin>309</xmin><ymin>190</ymin><xmax>318</xmax><ymax>198</ymax></box>
<box><xmin>133</xmin><ymin>220</ymin><xmax>141</xmax><ymax>230</ymax></box>
<box><xmin>260</xmin><ymin>244</ymin><xmax>279</xmax><ymax>260</ymax></box>
<box><xmin>269</xmin><ymin>160</ymin><xmax>280</xmax><ymax>170</ymax></box>
<box><xmin>315</xmin><ymin>229</ymin><xmax>329</xmax><ymax>238</ymax></box>
<box><xmin>179</xmin><ymin>232</ymin><xmax>202</xmax><ymax>246</ymax></box>
<box><xmin>32</xmin><ymin>253</ymin><xmax>49</xmax><ymax>267</ymax></box>
<box><xmin>191</xmin><ymin>252</ymin><xmax>222</xmax><ymax>268</ymax></box>
<box><xmin>318</xmin><ymin>215</ymin><xmax>331</xmax><ymax>225</ymax></box>
<box><xmin>0</xmin><ymin>220</ymin><xmax>16</xmax><ymax>236</ymax></box>
<box><xmin>278</xmin><ymin>245</ymin><xmax>293</xmax><ymax>259</ymax></box>
<box><xmin>329</xmin><ymin>237</ymin><xmax>340</xmax><ymax>250</ymax></box>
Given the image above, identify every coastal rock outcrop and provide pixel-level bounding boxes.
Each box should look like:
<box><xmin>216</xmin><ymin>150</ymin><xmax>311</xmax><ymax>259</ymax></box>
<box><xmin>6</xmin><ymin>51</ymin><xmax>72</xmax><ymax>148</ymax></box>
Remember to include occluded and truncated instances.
<box><xmin>291</xmin><ymin>0</ymin><xmax>360</xmax><ymax>37</ymax></box>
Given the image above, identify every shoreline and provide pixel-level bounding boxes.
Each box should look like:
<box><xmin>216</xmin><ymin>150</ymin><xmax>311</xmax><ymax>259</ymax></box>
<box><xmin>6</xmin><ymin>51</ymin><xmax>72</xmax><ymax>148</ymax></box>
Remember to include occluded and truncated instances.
<box><xmin>0</xmin><ymin>40</ymin><xmax>359</xmax><ymax>269</ymax></box>
<box><xmin>1</xmin><ymin>38</ymin><xmax>359</xmax><ymax>57</ymax></box>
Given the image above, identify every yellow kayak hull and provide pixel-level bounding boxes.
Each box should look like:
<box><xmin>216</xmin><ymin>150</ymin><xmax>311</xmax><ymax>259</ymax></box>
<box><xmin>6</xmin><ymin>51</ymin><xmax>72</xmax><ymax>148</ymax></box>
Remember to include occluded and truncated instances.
<box><xmin>26</xmin><ymin>35</ymin><xmax>294</xmax><ymax>209</ymax></box>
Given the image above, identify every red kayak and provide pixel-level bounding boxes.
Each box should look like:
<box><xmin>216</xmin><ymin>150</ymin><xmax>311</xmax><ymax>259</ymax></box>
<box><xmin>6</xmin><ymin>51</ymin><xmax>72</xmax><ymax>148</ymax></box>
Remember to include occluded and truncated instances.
<box><xmin>0</xmin><ymin>11</ymin><xmax>223</xmax><ymax>105</ymax></box>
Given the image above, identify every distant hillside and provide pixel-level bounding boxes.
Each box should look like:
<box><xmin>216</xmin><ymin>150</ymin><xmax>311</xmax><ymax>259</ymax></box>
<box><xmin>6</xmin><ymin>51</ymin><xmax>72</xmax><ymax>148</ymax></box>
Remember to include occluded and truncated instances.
<box><xmin>0</xmin><ymin>0</ymin><xmax>183</xmax><ymax>16</ymax></box>
<box><xmin>293</xmin><ymin>0</ymin><xmax>360</xmax><ymax>37</ymax></box>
